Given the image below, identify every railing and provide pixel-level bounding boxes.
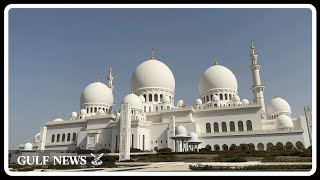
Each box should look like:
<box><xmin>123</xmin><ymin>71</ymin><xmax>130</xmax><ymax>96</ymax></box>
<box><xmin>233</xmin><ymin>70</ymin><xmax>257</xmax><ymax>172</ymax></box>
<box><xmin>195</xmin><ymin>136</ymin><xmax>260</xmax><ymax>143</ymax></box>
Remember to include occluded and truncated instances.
<box><xmin>199</xmin><ymin>128</ymin><xmax>303</xmax><ymax>137</ymax></box>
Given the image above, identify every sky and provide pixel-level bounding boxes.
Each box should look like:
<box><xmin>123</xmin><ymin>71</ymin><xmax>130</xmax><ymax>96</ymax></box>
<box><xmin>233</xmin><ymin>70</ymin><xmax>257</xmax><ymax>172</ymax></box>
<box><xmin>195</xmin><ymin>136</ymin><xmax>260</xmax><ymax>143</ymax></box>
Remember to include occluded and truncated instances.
<box><xmin>8</xmin><ymin>7</ymin><xmax>312</xmax><ymax>149</ymax></box>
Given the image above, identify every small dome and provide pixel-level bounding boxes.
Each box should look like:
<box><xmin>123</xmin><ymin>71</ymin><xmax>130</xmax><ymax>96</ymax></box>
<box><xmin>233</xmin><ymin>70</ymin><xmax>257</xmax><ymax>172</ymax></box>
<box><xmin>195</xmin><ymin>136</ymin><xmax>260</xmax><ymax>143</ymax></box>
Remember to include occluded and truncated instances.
<box><xmin>189</xmin><ymin>132</ymin><xmax>199</xmax><ymax>141</ymax></box>
<box><xmin>175</xmin><ymin>125</ymin><xmax>187</xmax><ymax>136</ymax></box>
<box><xmin>71</xmin><ymin>112</ymin><xmax>77</xmax><ymax>118</ymax></box>
<box><xmin>53</xmin><ymin>118</ymin><xmax>63</xmax><ymax>122</ymax></box>
<box><xmin>80</xmin><ymin>109</ymin><xmax>87</xmax><ymax>115</ymax></box>
<box><xmin>33</xmin><ymin>133</ymin><xmax>41</xmax><ymax>143</ymax></box>
<box><xmin>80</xmin><ymin>82</ymin><xmax>114</xmax><ymax>107</ymax></box>
<box><xmin>199</xmin><ymin>65</ymin><xmax>238</xmax><ymax>96</ymax></box>
<box><xmin>116</xmin><ymin>112</ymin><xmax>121</xmax><ymax>117</ymax></box>
<box><xmin>267</xmin><ymin>96</ymin><xmax>291</xmax><ymax>116</ymax></box>
<box><xmin>98</xmin><ymin>109</ymin><xmax>104</xmax><ymax>114</ymax></box>
<box><xmin>122</xmin><ymin>93</ymin><xmax>143</xmax><ymax>110</ymax></box>
<box><xmin>233</xmin><ymin>95</ymin><xmax>240</xmax><ymax>102</ymax></box>
<box><xmin>212</xmin><ymin>95</ymin><xmax>219</xmax><ymax>101</ymax></box>
<box><xmin>131</xmin><ymin>59</ymin><xmax>175</xmax><ymax>92</ymax></box>
<box><xmin>161</xmin><ymin>96</ymin><xmax>171</xmax><ymax>103</ymax></box>
<box><xmin>177</xmin><ymin>100</ymin><xmax>184</xmax><ymax>107</ymax></box>
<box><xmin>242</xmin><ymin>99</ymin><xmax>249</xmax><ymax>105</ymax></box>
<box><xmin>24</xmin><ymin>143</ymin><xmax>33</xmax><ymax>151</ymax></box>
<box><xmin>276</xmin><ymin>114</ymin><xmax>293</xmax><ymax>128</ymax></box>
<box><xmin>196</xmin><ymin>99</ymin><xmax>202</xmax><ymax>105</ymax></box>
<box><xmin>139</xmin><ymin>95</ymin><xmax>146</xmax><ymax>103</ymax></box>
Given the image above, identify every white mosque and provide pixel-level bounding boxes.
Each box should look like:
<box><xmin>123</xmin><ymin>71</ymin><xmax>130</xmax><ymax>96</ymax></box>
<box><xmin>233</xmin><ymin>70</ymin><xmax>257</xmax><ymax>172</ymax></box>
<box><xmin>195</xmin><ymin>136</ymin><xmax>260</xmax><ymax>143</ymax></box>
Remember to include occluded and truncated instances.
<box><xmin>19</xmin><ymin>43</ymin><xmax>312</xmax><ymax>161</ymax></box>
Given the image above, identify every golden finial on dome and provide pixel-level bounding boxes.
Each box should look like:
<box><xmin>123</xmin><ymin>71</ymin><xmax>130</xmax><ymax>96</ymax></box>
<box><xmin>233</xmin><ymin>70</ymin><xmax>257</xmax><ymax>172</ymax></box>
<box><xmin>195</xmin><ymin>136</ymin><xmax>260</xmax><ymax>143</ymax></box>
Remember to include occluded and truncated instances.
<box><xmin>250</xmin><ymin>40</ymin><xmax>255</xmax><ymax>55</ymax></box>
<box><xmin>214</xmin><ymin>56</ymin><xmax>218</xmax><ymax>65</ymax></box>
<box><xmin>97</xmin><ymin>74</ymin><xmax>100</xmax><ymax>82</ymax></box>
<box><xmin>151</xmin><ymin>48</ymin><xmax>155</xmax><ymax>60</ymax></box>
<box><xmin>131</xmin><ymin>88</ymin><xmax>134</xmax><ymax>94</ymax></box>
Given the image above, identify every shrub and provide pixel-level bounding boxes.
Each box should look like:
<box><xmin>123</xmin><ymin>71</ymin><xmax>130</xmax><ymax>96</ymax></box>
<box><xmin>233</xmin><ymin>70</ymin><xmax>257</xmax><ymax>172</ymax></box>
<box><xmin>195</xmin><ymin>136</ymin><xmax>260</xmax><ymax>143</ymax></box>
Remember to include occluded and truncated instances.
<box><xmin>205</xmin><ymin>145</ymin><xmax>212</xmax><ymax>151</ymax></box>
<box><xmin>157</xmin><ymin>148</ymin><xmax>172</xmax><ymax>153</ymax></box>
<box><xmin>16</xmin><ymin>167</ymin><xmax>35</xmax><ymax>171</ymax></box>
<box><xmin>130</xmin><ymin>148</ymin><xmax>143</xmax><ymax>152</ymax></box>
<box><xmin>239</xmin><ymin>144</ymin><xmax>249</xmax><ymax>151</ymax></box>
<box><xmin>285</xmin><ymin>142</ymin><xmax>295</xmax><ymax>150</ymax></box>
<box><xmin>296</xmin><ymin>142</ymin><xmax>305</xmax><ymax>150</ymax></box>
<box><xmin>248</xmin><ymin>143</ymin><xmax>255</xmax><ymax>151</ymax></box>
<box><xmin>97</xmin><ymin>148</ymin><xmax>111</xmax><ymax>153</ymax></box>
<box><xmin>229</xmin><ymin>144</ymin><xmax>237</xmax><ymax>150</ymax></box>
<box><xmin>213</xmin><ymin>154</ymin><xmax>247</xmax><ymax>162</ymax></box>
<box><xmin>75</xmin><ymin>147</ymin><xmax>93</xmax><ymax>154</ymax></box>
<box><xmin>154</xmin><ymin>147</ymin><xmax>158</xmax><ymax>151</ymax></box>
<box><xmin>275</xmin><ymin>143</ymin><xmax>284</xmax><ymax>150</ymax></box>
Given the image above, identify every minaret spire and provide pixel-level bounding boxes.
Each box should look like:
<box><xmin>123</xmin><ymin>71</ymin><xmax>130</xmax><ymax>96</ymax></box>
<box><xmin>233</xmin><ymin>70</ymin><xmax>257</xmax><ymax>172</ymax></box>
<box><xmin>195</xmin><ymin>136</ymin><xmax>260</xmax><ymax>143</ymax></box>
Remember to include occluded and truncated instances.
<box><xmin>151</xmin><ymin>49</ymin><xmax>155</xmax><ymax>60</ymax></box>
<box><xmin>249</xmin><ymin>41</ymin><xmax>266</xmax><ymax>119</ymax></box>
<box><xmin>107</xmin><ymin>65</ymin><xmax>114</xmax><ymax>89</ymax></box>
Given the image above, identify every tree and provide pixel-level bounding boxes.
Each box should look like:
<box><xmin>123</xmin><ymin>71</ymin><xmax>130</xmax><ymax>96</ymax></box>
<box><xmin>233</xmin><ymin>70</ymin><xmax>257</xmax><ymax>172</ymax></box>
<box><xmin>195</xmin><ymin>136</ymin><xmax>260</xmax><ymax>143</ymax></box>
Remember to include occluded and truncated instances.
<box><xmin>267</xmin><ymin>143</ymin><xmax>276</xmax><ymax>151</ymax></box>
<box><xmin>97</xmin><ymin>148</ymin><xmax>111</xmax><ymax>153</ymax></box>
<box><xmin>296</xmin><ymin>142</ymin><xmax>305</xmax><ymax>150</ymax></box>
<box><xmin>205</xmin><ymin>145</ymin><xmax>212</xmax><ymax>151</ymax></box>
<box><xmin>285</xmin><ymin>142</ymin><xmax>295</xmax><ymax>150</ymax></box>
<box><xmin>229</xmin><ymin>144</ymin><xmax>237</xmax><ymax>150</ymax></box>
<box><xmin>248</xmin><ymin>143</ymin><xmax>255</xmax><ymax>151</ymax></box>
<box><xmin>239</xmin><ymin>143</ymin><xmax>248</xmax><ymax>151</ymax></box>
<box><xmin>275</xmin><ymin>142</ymin><xmax>284</xmax><ymax>150</ymax></box>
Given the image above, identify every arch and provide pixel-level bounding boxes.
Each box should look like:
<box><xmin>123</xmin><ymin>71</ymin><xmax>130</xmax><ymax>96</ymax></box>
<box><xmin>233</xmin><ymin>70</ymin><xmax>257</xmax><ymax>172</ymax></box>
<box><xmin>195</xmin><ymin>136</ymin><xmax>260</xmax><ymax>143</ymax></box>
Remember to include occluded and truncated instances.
<box><xmin>222</xmin><ymin>144</ymin><xmax>228</xmax><ymax>151</ymax></box>
<box><xmin>246</xmin><ymin>120</ymin><xmax>253</xmax><ymax>131</ymax></box>
<box><xmin>214</xmin><ymin>122</ymin><xmax>219</xmax><ymax>132</ymax></box>
<box><xmin>51</xmin><ymin>134</ymin><xmax>55</xmax><ymax>142</ymax></box>
<box><xmin>160</xmin><ymin>94</ymin><xmax>163</xmax><ymax>101</ymax></box>
<box><xmin>214</xmin><ymin>103</ymin><xmax>217</xmax><ymax>108</ymax></box>
<box><xmin>62</xmin><ymin>134</ymin><xmax>65</xmax><ymax>142</ymax></box>
<box><xmin>156</xmin><ymin>107</ymin><xmax>158</xmax><ymax>111</ymax></box>
<box><xmin>257</xmin><ymin>143</ymin><xmax>265</xmax><ymax>150</ymax></box>
<box><xmin>222</xmin><ymin>122</ymin><xmax>227</xmax><ymax>132</ymax></box>
<box><xmin>72</xmin><ymin>133</ymin><xmax>76</xmax><ymax>141</ymax></box>
<box><xmin>131</xmin><ymin>134</ymin><xmax>134</xmax><ymax>148</ymax></box>
<box><xmin>144</xmin><ymin>106</ymin><xmax>146</xmax><ymax>112</ymax></box>
<box><xmin>206</xmin><ymin>123</ymin><xmax>211</xmax><ymax>133</ymax></box>
<box><xmin>230</xmin><ymin>121</ymin><xmax>235</xmax><ymax>132</ymax></box>
<box><xmin>266</xmin><ymin>143</ymin><xmax>275</xmax><ymax>150</ymax></box>
<box><xmin>229</xmin><ymin>94</ymin><xmax>232</xmax><ymax>100</ymax></box>
<box><xmin>167</xmin><ymin>106</ymin><xmax>170</xmax><ymax>110</ymax></box>
<box><xmin>206</xmin><ymin>95</ymin><xmax>209</xmax><ymax>102</ymax></box>
<box><xmin>94</xmin><ymin>107</ymin><xmax>97</xmax><ymax>113</ymax></box>
<box><xmin>143</xmin><ymin>94</ymin><xmax>147</xmax><ymax>102</ymax></box>
<box><xmin>90</xmin><ymin>107</ymin><xmax>93</xmax><ymax>113</ymax></box>
<box><xmin>57</xmin><ymin>134</ymin><xmax>60</xmax><ymax>142</ymax></box>
<box><xmin>220</xmin><ymin>94</ymin><xmax>223</xmax><ymax>100</ymax></box>
<box><xmin>276</xmin><ymin>142</ymin><xmax>284</xmax><ymax>150</ymax></box>
<box><xmin>225</xmin><ymin>93</ymin><xmax>228</xmax><ymax>100</ymax></box>
<box><xmin>238</xmin><ymin>121</ymin><xmax>244</xmax><ymax>131</ymax></box>
<box><xmin>149</xmin><ymin>94</ymin><xmax>153</xmax><ymax>102</ymax></box>
<box><xmin>86</xmin><ymin>108</ymin><xmax>89</xmax><ymax>113</ymax></box>
<box><xmin>67</xmin><ymin>133</ymin><xmax>71</xmax><ymax>141</ymax></box>
<box><xmin>214</xmin><ymin>144</ymin><xmax>220</xmax><ymax>151</ymax></box>
<box><xmin>210</xmin><ymin>94</ymin><xmax>213</xmax><ymax>101</ymax></box>
<box><xmin>154</xmin><ymin>94</ymin><xmax>158</xmax><ymax>102</ymax></box>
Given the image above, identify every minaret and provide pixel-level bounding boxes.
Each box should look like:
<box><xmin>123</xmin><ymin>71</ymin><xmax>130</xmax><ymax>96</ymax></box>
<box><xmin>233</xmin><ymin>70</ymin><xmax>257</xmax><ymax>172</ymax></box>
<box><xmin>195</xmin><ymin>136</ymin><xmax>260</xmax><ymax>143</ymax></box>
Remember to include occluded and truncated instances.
<box><xmin>250</xmin><ymin>41</ymin><xmax>266</xmax><ymax>118</ymax></box>
<box><xmin>151</xmin><ymin>49</ymin><xmax>155</xmax><ymax>60</ymax></box>
<box><xmin>107</xmin><ymin>65</ymin><xmax>114</xmax><ymax>89</ymax></box>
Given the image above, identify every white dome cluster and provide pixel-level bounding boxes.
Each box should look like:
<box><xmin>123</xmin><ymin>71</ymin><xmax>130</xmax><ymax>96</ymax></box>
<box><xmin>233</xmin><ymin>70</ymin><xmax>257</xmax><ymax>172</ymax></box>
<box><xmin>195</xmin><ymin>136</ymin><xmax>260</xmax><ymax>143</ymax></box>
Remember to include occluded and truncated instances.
<box><xmin>267</xmin><ymin>96</ymin><xmax>291</xmax><ymax>118</ymax></box>
<box><xmin>131</xmin><ymin>59</ymin><xmax>175</xmax><ymax>92</ymax></box>
<box><xmin>195</xmin><ymin>99</ymin><xmax>203</xmax><ymax>105</ymax></box>
<box><xmin>122</xmin><ymin>93</ymin><xmax>143</xmax><ymax>110</ymax></box>
<box><xmin>177</xmin><ymin>100</ymin><xmax>184</xmax><ymax>107</ymax></box>
<box><xmin>188</xmin><ymin>132</ymin><xmax>199</xmax><ymax>142</ymax></box>
<box><xmin>276</xmin><ymin>114</ymin><xmax>293</xmax><ymax>129</ymax></box>
<box><xmin>161</xmin><ymin>96</ymin><xmax>171</xmax><ymax>103</ymax></box>
<box><xmin>24</xmin><ymin>143</ymin><xmax>33</xmax><ymax>151</ymax></box>
<box><xmin>80</xmin><ymin>82</ymin><xmax>114</xmax><ymax>107</ymax></box>
<box><xmin>175</xmin><ymin>125</ymin><xmax>188</xmax><ymax>136</ymax></box>
<box><xmin>242</xmin><ymin>99</ymin><xmax>249</xmax><ymax>105</ymax></box>
<box><xmin>199</xmin><ymin>65</ymin><xmax>238</xmax><ymax>96</ymax></box>
<box><xmin>53</xmin><ymin>118</ymin><xmax>63</xmax><ymax>122</ymax></box>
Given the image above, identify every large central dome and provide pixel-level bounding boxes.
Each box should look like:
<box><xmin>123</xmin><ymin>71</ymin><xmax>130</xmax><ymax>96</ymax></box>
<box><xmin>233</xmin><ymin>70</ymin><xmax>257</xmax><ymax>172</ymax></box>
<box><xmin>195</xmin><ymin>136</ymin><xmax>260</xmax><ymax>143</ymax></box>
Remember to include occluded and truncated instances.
<box><xmin>199</xmin><ymin>64</ymin><xmax>238</xmax><ymax>96</ymax></box>
<box><xmin>131</xmin><ymin>59</ymin><xmax>175</xmax><ymax>92</ymax></box>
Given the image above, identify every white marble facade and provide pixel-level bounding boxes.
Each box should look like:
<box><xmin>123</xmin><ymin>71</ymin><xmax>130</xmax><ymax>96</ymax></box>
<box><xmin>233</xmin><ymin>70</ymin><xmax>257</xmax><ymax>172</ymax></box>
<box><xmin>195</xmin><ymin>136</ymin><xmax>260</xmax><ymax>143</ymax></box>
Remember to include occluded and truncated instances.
<box><xmin>20</xmin><ymin>45</ymin><xmax>311</xmax><ymax>161</ymax></box>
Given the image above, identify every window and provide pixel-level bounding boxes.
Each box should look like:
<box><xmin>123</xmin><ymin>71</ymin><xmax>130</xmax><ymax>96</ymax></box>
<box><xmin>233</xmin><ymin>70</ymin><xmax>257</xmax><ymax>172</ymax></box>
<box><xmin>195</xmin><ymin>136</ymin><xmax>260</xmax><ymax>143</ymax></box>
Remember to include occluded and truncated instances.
<box><xmin>132</xmin><ymin>134</ymin><xmax>134</xmax><ymax>148</ymax></box>
<box><xmin>94</xmin><ymin>107</ymin><xmax>97</xmax><ymax>113</ymax></box>
<box><xmin>230</xmin><ymin>121</ymin><xmax>235</xmax><ymax>132</ymax></box>
<box><xmin>156</xmin><ymin>107</ymin><xmax>158</xmax><ymax>111</ymax></box>
<box><xmin>57</xmin><ymin>134</ymin><xmax>60</xmax><ymax>142</ymax></box>
<box><xmin>161</xmin><ymin>141</ymin><xmax>162</xmax><ymax>143</ymax></box>
<box><xmin>222</xmin><ymin>122</ymin><xmax>227</xmax><ymax>132</ymax></box>
<box><xmin>51</xmin><ymin>134</ymin><xmax>55</xmax><ymax>142</ymax></box>
<box><xmin>144</xmin><ymin>106</ymin><xmax>146</xmax><ymax>112</ymax></box>
<box><xmin>229</xmin><ymin>94</ymin><xmax>232</xmax><ymax>100</ymax></box>
<box><xmin>206</xmin><ymin>95</ymin><xmax>209</xmax><ymax>102</ymax></box>
<box><xmin>149</xmin><ymin>94</ymin><xmax>153</xmax><ymax>102</ymax></box>
<box><xmin>210</xmin><ymin>95</ymin><xmax>213</xmax><ymax>101</ymax></box>
<box><xmin>154</xmin><ymin>94</ymin><xmax>158</xmax><ymax>102</ymax></box>
<box><xmin>90</xmin><ymin>107</ymin><xmax>93</xmax><ymax>113</ymax></box>
<box><xmin>161</xmin><ymin>106</ymin><xmax>163</xmax><ymax>110</ymax></box>
<box><xmin>160</xmin><ymin>94</ymin><xmax>163</xmax><ymax>101</ymax></box>
<box><xmin>72</xmin><ymin>133</ymin><xmax>76</xmax><ymax>141</ymax></box>
<box><xmin>149</xmin><ymin>106</ymin><xmax>151</xmax><ymax>112</ymax></box>
<box><xmin>206</xmin><ymin>123</ymin><xmax>211</xmax><ymax>133</ymax></box>
<box><xmin>67</xmin><ymin>133</ymin><xmax>71</xmax><ymax>141</ymax></box>
<box><xmin>143</xmin><ymin>94</ymin><xmax>147</xmax><ymax>102</ymax></box>
<box><xmin>246</xmin><ymin>120</ymin><xmax>252</xmax><ymax>131</ymax></box>
<box><xmin>220</xmin><ymin>94</ymin><xmax>223</xmax><ymax>100</ymax></box>
<box><xmin>214</xmin><ymin>103</ymin><xmax>217</xmax><ymax>108</ymax></box>
<box><xmin>214</xmin><ymin>122</ymin><xmax>219</xmax><ymax>132</ymax></box>
<box><xmin>225</xmin><ymin>93</ymin><xmax>228</xmax><ymax>100</ymax></box>
<box><xmin>87</xmin><ymin>108</ymin><xmax>89</xmax><ymax>113</ymax></box>
<box><xmin>167</xmin><ymin>106</ymin><xmax>170</xmax><ymax>110</ymax></box>
<box><xmin>238</xmin><ymin>121</ymin><xmax>244</xmax><ymax>131</ymax></box>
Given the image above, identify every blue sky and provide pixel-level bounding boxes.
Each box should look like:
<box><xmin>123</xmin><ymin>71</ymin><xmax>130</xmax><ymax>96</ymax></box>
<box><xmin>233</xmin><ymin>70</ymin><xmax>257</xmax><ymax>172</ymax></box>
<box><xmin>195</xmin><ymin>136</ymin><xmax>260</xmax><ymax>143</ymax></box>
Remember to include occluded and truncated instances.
<box><xmin>8</xmin><ymin>8</ymin><xmax>312</xmax><ymax>149</ymax></box>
